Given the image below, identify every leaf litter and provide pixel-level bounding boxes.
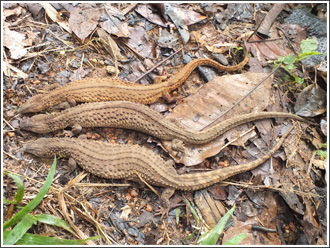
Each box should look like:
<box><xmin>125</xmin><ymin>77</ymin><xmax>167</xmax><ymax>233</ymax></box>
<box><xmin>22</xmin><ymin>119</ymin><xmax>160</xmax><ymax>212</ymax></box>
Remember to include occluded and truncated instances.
<box><xmin>3</xmin><ymin>2</ymin><xmax>327</xmax><ymax>246</ymax></box>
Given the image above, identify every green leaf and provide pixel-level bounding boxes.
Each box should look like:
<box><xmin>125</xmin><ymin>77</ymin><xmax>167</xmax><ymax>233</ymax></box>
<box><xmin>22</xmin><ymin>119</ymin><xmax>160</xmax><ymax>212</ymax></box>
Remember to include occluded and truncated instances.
<box><xmin>3</xmin><ymin>156</ymin><xmax>57</xmax><ymax>230</ymax></box>
<box><xmin>198</xmin><ymin>205</ymin><xmax>235</xmax><ymax>245</ymax></box>
<box><xmin>285</xmin><ymin>63</ymin><xmax>297</xmax><ymax>70</ymax></box>
<box><xmin>316</xmin><ymin>150</ymin><xmax>327</xmax><ymax>159</ymax></box>
<box><xmin>297</xmin><ymin>51</ymin><xmax>324</xmax><ymax>62</ymax></box>
<box><xmin>184</xmin><ymin>198</ymin><xmax>200</xmax><ymax>226</ymax></box>
<box><xmin>3</xmin><ymin>214</ymin><xmax>36</xmax><ymax>245</ymax></box>
<box><xmin>223</xmin><ymin>233</ymin><xmax>247</xmax><ymax>245</ymax></box>
<box><xmin>34</xmin><ymin>214</ymin><xmax>74</xmax><ymax>234</ymax></box>
<box><xmin>277</xmin><ymin>56</ymin><xmax>284</xmax><ymax>62</ymax></box>
<box><xmin>322</xmin><ymin>143</ymin><xmax>327</xmax><ymax>149</ymax></box>
<box><xmin>300</xmin><ymin>37</ymin><xmax>318</xmax><ymax>53</ymax></box>
<box><xmin>294</xmin><ymin>76</ymin><xmax>304</xmax><ymax>84</ymax></box>
<box><xmin>283</xmin><ymin>54</ymin><xmax>297</xmax><ymax>65</ymax></box>
<box><xmin>3</xmin><ymin>199</ymin><xmax>18</xmax><ymax>204</ymax></box>
<box><xmin>4</xmin><ymin>173</ymin><xmax>25</xmax><ymax>203</ymax></box>
<box><xmin>3</xmin><ymin>231</ymin><xmax>102</xmax><ymax>245</ymax></box>
<box><xmin>175</xmin><ymin>208</ymin><xmax>180</xmax><ymax>225</ymax></box>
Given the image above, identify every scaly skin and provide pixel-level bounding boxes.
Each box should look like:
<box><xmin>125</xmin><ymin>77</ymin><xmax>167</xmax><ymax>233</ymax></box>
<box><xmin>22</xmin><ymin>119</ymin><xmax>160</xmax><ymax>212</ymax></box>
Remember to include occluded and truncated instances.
<box><xmin>23</xmin><ymin>126</ymin><xmax>293</xmax><ymax>216</ymax></box>
<box><xmin>18</xmin><ymin>53</ymin><xmax>249</xmax><ymax>114</ymax></box>
<box><xmin>20</xmin><ymin>101</ymin><xmax>313</xmax><ymax>147</ymax></box>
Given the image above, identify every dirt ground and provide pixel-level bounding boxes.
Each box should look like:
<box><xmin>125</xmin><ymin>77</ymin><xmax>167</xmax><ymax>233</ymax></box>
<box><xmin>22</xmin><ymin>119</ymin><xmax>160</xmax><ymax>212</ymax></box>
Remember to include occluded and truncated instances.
<box><xmin>2</xmin><ymin>3</ymin><xmax>327</xmax><ymax>245</ymax></box>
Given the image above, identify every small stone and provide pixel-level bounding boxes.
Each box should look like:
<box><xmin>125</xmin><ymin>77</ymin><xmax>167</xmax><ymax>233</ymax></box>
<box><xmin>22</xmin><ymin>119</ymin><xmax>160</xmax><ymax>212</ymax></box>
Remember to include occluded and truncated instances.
<box><xmin>86</xmin><ymin>132</ymin><xmax>92</xmax><ymax>139</ymax></box>
<box><xmin>7</xmin><ymin>132</ymin><xmax>15</xmax><ymax>138</ymax></box>
<box><xmin>6</xmin><ymin>110</ymin><xmax>15</xmax><ymax>118</ymax></box>
<box><xmin>145</xmin><ymin>204</ymin><xmax>152</xmax><ymax>212</ymax></box>
<box><xmin>128</xmin><ymin>188</ymin><xmax>139</xmax><ymax>197</ymax></box>
<box><xmin>92</xmin><ymin>132</ymin><xmax>101</xmax><ymax>140</ymax></box>
<box><xmin>127</xmin><ymin>227</ymin><xmax>139</xmax><ymax>237</ymax></box>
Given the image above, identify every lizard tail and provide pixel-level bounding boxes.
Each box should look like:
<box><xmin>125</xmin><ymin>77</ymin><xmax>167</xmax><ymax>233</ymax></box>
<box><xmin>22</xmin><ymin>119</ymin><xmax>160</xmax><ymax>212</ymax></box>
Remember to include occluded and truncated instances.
<box><xmin>176</xmin><ymin>126</ymin><xmax>294</xmax><ymax>191</ymax></box>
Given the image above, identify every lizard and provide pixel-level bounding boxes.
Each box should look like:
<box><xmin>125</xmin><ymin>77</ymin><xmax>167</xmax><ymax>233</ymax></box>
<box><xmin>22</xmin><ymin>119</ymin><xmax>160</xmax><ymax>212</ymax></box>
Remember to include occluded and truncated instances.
<box><xmin>18</xmin><ymin>50</ymin><xmax>249</xmax><ymax>114</ymax></box>
<box><xmin>23</xmin><ymin>125</ymin><xmax>294</xmax><ymax>217</ymax></box>
<box><xmin>19</xmin><ymin>101</ymin><xmax>314</xmax><ymax>152</ymax></box>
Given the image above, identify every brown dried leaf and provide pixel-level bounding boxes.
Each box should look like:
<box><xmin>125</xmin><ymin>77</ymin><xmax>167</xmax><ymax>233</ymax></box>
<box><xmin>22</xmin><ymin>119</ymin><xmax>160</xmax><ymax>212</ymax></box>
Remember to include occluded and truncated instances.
<box><xmin>126</xmin><ymin>26</ymin><xmax>154</xmax><ymax>58</ymax></box>
<box><xmin>3</xmin><ymin>24</ymin><xmax>28</xmax><ymax>59</ymax></box>
<box><xmin>68</xmin><ymin>7</ymin><xmax>100</xmax><ymax>43</ymax></box>
<box><xmin>163</xmin><ymin>72</ymin><xmax>273</xmax><ymax>166</ymax></box>
<box><xmin>135</xmin><ymin>4</ymin><xmax>167</xmax><ymax>27</ymax></box>
<box><xmin>257</xmin><ymin>3</ymin><xmax>286</xmax><ymax>38</ymax></box>
<box><xmin>294</xmin><ymin>84</ymin><xmax>327</xmax><ymax>117</ymax></box>
<box><xmin>246</xmin><ymin>34</ymin><xmax>294</xmax><ymax>61</ymax></box>
<box><xmin>172</xmin><ymin>5</ymin><xmax>207</xmax><ymax>26</ymax></box>
<box><xmin>41</xmin><ymin>3</ymin><xmax>72</xmax><ymax>33</ymax></box>
<box><xmin>99</xmin><ymin>4</ymin><xmax>129</xmax><ymax>37</ymax></box>
<box><xmin>97</xmin><ymin>29</ymin><xmax>121</xmax><ymax>58</ymax></box>
<box><xmin>165</xmin><ymin>4</ymin><xmax>189</xmax><ymax>44</ymax></box>
<box><xmin>3</xmin><ymin>5</ymin><xmax>24</xmax><ymax>19</ymax></box>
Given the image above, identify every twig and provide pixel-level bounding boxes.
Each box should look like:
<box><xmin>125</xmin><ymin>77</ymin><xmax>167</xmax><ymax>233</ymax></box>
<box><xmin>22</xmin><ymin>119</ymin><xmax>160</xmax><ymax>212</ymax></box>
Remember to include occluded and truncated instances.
<box><xmin>200</xmin><ymin>63</ymin><xmax>282</xmax><ymax>131</ymax></box>
<box><xmin>3</xmin><ymin>119</ymin><xmax>15</xmax><ymax>131</ymax></box>
<box><xmin>247</xmin><ymin>13</ymin><xmax>267</xmax><ymax>42</ymax></box>
<box><xmin>121</xmin><ymin>3</ymin><xmax>138</xmax><ymax>15</ymax></box>
<box><xmin>3</xmin><ymin>151</ymin><xmax>19</xmax><ymax>161</ymax></box>
<box><xmin>133</xmin><ymin>47</ymin><xmax>183</xmax><ymax>84</ymax></box>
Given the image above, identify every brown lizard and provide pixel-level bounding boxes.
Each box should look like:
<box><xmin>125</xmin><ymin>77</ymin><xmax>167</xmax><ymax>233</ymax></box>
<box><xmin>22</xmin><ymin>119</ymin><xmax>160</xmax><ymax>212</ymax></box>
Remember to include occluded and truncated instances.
<box><xmin>18</xmin><ymin>53</ymin><xmax>249</xmax><ymax>114</ymax></box>
<box><xmin>23</xmin><ymin>125</ymin><xmax>293</xmax><ymax>217</ymax></box>
<box><xmin>20</xmin><ymin>101</ymin><xmax>314</xmax><ymax>152</ymax></box>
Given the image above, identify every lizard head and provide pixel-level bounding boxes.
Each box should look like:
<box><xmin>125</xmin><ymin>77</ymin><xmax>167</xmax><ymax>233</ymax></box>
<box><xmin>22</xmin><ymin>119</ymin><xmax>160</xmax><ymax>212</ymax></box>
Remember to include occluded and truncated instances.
<box><xmin>19</xmin><ymin>95</ymin><xmax>46</xmax><ymax>114</ymax></box>
<box><xmin>23</xmin><ymin>138</ymin><xmax>53</xmax><ymax>158</ymax></box>
<box><xmin>20</xmin><ymin>114</ymin><xmax>51</xmax><ymax>134</ymax></box>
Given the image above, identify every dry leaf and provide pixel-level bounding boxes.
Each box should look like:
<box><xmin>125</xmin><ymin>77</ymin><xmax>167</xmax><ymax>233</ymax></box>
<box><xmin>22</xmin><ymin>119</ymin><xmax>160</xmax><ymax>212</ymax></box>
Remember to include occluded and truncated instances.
<box><xmin>162</xmin><ymin>72</ymin><xmax>273</xmax><ymax>166</ymax></box>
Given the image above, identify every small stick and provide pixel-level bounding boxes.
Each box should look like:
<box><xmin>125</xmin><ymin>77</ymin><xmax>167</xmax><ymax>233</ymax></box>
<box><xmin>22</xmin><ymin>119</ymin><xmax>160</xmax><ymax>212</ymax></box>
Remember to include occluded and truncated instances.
<box><xmin>133</xmin><ymin>47</ymin><xmax>183</xmax><ymax>84</ymax></box>
<box><xmin>200</xmin><ymin>63</ymin><xmax>281</xmax><ymax>131</ymax></box>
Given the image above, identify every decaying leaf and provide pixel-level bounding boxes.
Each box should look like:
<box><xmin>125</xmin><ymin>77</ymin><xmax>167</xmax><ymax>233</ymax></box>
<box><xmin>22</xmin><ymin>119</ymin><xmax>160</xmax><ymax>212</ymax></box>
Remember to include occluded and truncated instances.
<box><xmin>294</xmin><ymin>83</ymin><xmax>327</xmax><ymax>117</ymax></box>
<box><xmin>3</xmin><ymin>23</ymin><xmax>28</xmax><ymax>59</ymax></box>
<box><xmin>68</xmin><ymin>7</ymin><xmax>100</xmax><ymax>43</ymax></box>
<box><xmin>135</xmin><ymin>4</ymin><xmax>167</xmax><ymax>27</ymax></box>
<box><xmin>162</xmin><ymin>72</ymin><xmax>273</xmax><ymax>166</ymax></box>
<box><xmin>40</xmin><ymin>3</ymin><xmax>72</xmax><ymax>33</ymax></box>
<box><xmin>99</xmin><ymin>4</ymin><xmax>129</xmax><ymax>37</ymax></box>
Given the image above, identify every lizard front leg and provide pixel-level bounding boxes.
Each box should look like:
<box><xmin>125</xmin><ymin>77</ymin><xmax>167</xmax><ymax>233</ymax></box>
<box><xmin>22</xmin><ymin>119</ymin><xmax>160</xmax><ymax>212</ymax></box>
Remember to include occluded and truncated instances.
<box><xmin>51</xmin><ymin>97</ymin><xmax>77</xmax><ymax>111</ymax></box>
<box><xmin>63</xmin><ymin>123</ymin><xmax>82</xmax><ymax>137</ymax></box>
<box><xmin>171</xmin><ymin>138</ymin><xmax>187</xmax><ymax>155</ymax></box>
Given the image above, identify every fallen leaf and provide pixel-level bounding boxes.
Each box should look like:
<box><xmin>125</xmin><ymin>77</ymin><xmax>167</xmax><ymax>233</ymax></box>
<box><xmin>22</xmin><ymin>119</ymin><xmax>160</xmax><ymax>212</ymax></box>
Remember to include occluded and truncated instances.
<box><xmin>68</xmin><ymin>6</ymin><xmax>100</xmax><ymax>42</ymax></box>
<box><xmin>41</xmin><ymin>3</ymin><xmax>72</xmax><ymax>33</ymax></box>
<box><xmin>99</xmin><ymin>4</ymin><xmax>129</xmax><ymax>37</ymax></box>
<box><xmin>3</xmin><ymin>23</ymin><xmax>28</xmax><ymax>59</ymax></box>
<box><xmin>135</xmin><ymin>4</ymin><xmax>167</xmax><ymax>27</ymax></box>
<box><xmin>163</xmin><ymin>72</ymin><xmax>273</xmax><ymax>166</ymax></box>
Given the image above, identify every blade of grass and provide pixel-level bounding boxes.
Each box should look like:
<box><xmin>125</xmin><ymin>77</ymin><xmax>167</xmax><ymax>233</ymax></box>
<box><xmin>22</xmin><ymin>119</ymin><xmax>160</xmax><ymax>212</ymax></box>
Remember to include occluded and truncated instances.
<box><xmin>3</xmin><ymin>214</ymin><xmax>36</xmax><ymax>245</ymax></box>
<box><xmin>4</xmin><ymin>173</ymin><xmax>25</xmax><ymax>203</ymax></box>
<box><xmin>3</xmin><ymin>231</ymin><xmax>102</xmax><ymax>245</ymax></box>
<box><xmin>34</xmin><ymin>214</ymin><xmax>75</xmax><ymax>235</ymax></box>
<box><xmin>3</xmin><ymin>156</ymin><xmax>57</xmax><ymax>230</ymax></box>
<box><xmin>184</xmin><ymin>197</ymin><xmax>200</xmax><ymax>226</ymax></box>
<box><xmin>198</xmin><ymin>205</ymin><xmax>235</xmax><ymax>245</ymax></box>
<box><xmin>223</xmin><ymin>233</ymin><xmax>247</xmax><ymax>245</ymax></box>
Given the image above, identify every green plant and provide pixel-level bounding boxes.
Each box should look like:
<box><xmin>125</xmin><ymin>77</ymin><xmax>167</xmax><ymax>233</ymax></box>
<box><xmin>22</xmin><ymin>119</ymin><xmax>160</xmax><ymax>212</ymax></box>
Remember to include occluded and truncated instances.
<box><xmin>316</xmin><ymin>143</ymin><xmax>327</xmax><ymax>159</ymax></box>
<box><xmin>3</xmin><ymin>156</ymin><xmax>101</xmax><ymax>245</ymax></box>
<box><xmin>276</xmin><ymin>37</ymin><xmax>327</xmax><ymax>84</ymax></box>
<box><xmin>197</xmin><ymin>205</ymin><xmax>247</xmax><ymax>245</ymax></box>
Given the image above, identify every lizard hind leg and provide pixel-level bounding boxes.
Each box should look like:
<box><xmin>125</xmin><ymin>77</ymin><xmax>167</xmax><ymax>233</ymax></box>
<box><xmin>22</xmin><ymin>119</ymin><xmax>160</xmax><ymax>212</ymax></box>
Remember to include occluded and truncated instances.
<box><xmin>155</xmin><ymin>187</ymin><xmax>176</xmax><ymax>219</ymax></box>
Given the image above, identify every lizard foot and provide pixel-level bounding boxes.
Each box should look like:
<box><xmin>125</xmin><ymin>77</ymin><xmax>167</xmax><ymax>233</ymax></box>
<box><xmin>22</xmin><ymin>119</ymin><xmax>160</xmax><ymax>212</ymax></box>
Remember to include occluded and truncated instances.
<box><xmin>154</xmin><ymin>187</ymin><xmax>175</xmax><ymax>219</ymax></box>
<box><xmin>171</xmin><ymin>139</ymin><xmax>187</xmax><ymax>156</ymax></box>
<box><xmin>154</xmin><ymin>206</ymin><xmax>169</xmax><ymax>220</ymax></box>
